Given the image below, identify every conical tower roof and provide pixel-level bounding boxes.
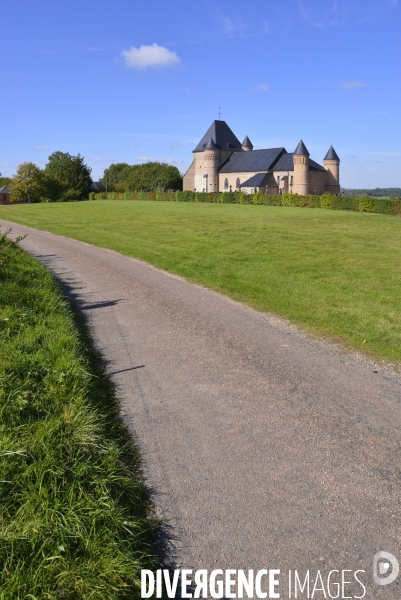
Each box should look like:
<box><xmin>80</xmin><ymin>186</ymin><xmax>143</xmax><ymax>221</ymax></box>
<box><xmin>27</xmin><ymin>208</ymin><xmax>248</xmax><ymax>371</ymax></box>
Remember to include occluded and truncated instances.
<box><xmin>204</xmin><ymin>137</ymin><xmax>218</xmax><ymax>150</ymax></box>
<box><xmin>193</xmin><ymin>120</ymin><xmax>242</xmax><ymax>152</ymax></box>
<box><xmin>324</xmin><ymin>145</ymin><xmax>340</xmax><ymax>161</ymax></box>
<box><xmin>294</xmin><ymin>140</ymin><xmax>310</xmax><ymax>156</ymax></box>
<box><xmin>242</xmin><ymin>135</ymin><xmax>253</xmax><ymax>149</ymax></box>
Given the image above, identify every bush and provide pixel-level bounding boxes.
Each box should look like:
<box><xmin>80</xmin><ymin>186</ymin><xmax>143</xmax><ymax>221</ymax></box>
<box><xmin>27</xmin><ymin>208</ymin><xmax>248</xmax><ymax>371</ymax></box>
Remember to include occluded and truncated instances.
<box><xmin>252</xmin><ymin>192</ymin><xmax>264</xmax><ymax>205</ymax></box>
<box><xmin>358</xmin><ymin>196</ymin><xmax>376</xmax><ymax>213</ymax></box>
<box><xmin>238</xmin><ymin>191</ymin><xmax>250</xmax><ymax>204</ymax></box>
<box><xmin>88</xmin><ymin>190</ymin><xmax>401</xmax><ymax>217</ymax></box>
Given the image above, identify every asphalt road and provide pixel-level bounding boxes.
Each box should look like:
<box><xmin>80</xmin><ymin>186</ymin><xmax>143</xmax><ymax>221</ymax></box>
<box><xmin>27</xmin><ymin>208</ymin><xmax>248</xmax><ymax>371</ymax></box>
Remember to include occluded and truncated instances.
<box><xmin>3</xmin><ymin>219</ymin><xmax>400</xmax><ymax>598</ymax></box>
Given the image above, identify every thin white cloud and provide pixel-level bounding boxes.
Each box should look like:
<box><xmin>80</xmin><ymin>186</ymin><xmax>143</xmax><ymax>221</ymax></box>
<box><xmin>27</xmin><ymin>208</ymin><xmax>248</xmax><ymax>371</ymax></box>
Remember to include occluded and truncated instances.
<box><xmin>251</xmin><ymin>83</ymin><xmax>270</xmax><ymax>94</ymax></box>
<box><xmin>121</xmin><ymin>44</ymin><xmax>181</xmax><ymax>70</ymax></box>
<box><xmin>135</xmin><ymin>156</ymin><xmax>186</xmax><ymax>169</ymax></box>
<box><xmin>0</xmin><ymin>162</ymin><xmax>17</xmax><ymax>170</ymax></box>
<box><xmin>207</xmin><ymin>5</ymin><xmax>268</xmax><ymax>38</ymax></box>
<box><xmin>170</xmin><ymin>142</ymin><xmax>180</xmax><ymax>148</ymax></box>
<box><xmin>136</xmin><ymin>155</ymin><xmax>156</xmax><ymax>162</ymax></box>
<box><xmin>89</xmin><ymin>157</ymin><xmax>107</xmax><ymax>162</ymax></box>
<box><xmin>69</xmin><ymin>41</ymin><xmax>108</xmax><ymax>53</ymax></box>
<box><xmin>299</xmin><ymin>3</ymin><xmax>326</xmax><ymax>27</ymax></box>
<box><xmin>211</xmin><ymin>6</ymin><xmax>247</xmax><ymax>37</ymax></box>
<box><xmin>165</xmin><ymin>158</ymin><xmax>186</xmax><ymax>167</ymax></box>
<box><xmin>341</xmin><ymin>81</ymin><xmax>369</xmax><ymax>88</ymax></box>
<box><xmin>299</xmin><ymin>2</ymin><xmax>349</xmax><ymax>27</ymax></box>
<box><xmin>35</xmin><ymin>145</ymin><xmax>49</xmax><ymax>150</ymax></box>
<box><xmin>363</xmin><ymin>151</ymin><xmax>401</xmax><ymax>157</ymax></box>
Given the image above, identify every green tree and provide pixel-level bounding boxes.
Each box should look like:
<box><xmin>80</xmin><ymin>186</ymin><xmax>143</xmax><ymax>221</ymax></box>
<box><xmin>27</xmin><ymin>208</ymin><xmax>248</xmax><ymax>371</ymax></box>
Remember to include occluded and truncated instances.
<box><xmin>127</xmin><ymin>162</ymin><xmax>182</xmax><ymax>191</ymax></box>
<box><xmin>102</xmin><ymin>161</ymin><xmax>182</xmax><ymax>192</ymax></box>
<box><xmin>10</xmin><ymin>162</ymin><xmax>45</xmax><ymax>203</ymax></box>
<box><xmin>44</xmin><ymin>152</ymin><xmax>93</xmax><ymax>201</ymax></box>
<box><xmin>0</xmin><ymin>173</ymin><xmax>12</xmax><ymax>187</ymax></box>
<box><xmin>100</xmin><ymin>163</ymin><xmax>130</xmax><ymax>192</ymax></box>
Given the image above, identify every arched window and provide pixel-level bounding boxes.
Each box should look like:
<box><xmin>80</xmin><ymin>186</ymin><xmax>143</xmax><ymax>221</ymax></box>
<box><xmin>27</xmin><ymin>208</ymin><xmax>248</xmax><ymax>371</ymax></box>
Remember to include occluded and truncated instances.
<box><xmin>236</xmin><ymin>178</ymin><xmax>240</xmax><ymax>189</ymax></box>
<box><xmin>224</xmin><ymin>178</ymin><xmax>229</xmax><ymax>190</ymax></box>
<box><xmin>277</xmin><ymin>176</ymin><xmax>280</xmax><ymax>187</ymax></box>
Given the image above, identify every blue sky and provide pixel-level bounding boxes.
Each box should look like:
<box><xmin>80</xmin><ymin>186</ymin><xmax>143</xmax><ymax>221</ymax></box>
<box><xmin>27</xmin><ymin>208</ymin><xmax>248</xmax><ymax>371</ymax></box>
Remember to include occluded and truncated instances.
<box><xmin>1</xmin><ymin>0</ymin><xmax>400</xmax><ymax>188</ymax></box>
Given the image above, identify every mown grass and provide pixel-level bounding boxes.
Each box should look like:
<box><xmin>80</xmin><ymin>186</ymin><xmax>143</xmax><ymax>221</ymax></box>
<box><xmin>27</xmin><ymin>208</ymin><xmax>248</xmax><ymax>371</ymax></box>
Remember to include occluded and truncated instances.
<box><xmin>0</xmin><ymin>229</ymin><xmax>159</xmax><ymax>598</ymax></box>
<box><xmin>1</xmin><ymin>200</ymin><xmax>401</xmax><ymax>363</ymax></box>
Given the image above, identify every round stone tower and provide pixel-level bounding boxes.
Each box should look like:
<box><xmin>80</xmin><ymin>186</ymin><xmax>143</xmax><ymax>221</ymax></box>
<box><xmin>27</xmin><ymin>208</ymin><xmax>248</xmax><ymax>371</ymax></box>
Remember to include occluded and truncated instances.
<box><xmin>323</xmin><ymin>146</ymin><xmax>340</xmax><ymax>195</ymax></box>
<box><xmin>203</xmin><ymin>137</ymin><xmax>220</xmax><ymax>193</ymax></box>
<box><xmin>292</xmin><ymin>140</ymin><xmax>310</xmax><ymax>195</ymax></box>
<box><xmin>242</xmin><ymin>135</ymin><xmax>253</xmax><ymax>152</ymax></box>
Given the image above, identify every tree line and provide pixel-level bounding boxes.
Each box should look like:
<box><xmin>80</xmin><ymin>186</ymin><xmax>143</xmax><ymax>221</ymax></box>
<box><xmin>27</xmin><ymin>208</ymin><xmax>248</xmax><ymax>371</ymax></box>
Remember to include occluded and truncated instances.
<box><xmin>342</xmin><ymin>188</ymin><xmax>401</xmax><ymax>198</ymax></box>
<box><xmin>6</xmin><ymin>156</ymin><xmax>183</xmax><ymax>202</ymax></box>
<box><xmin>9</xmin><ymin>153</ymin><xmax>93</xmax><ymax>202</ymax></box>
<box><xmin>100</xmin><ymin>162</ymin><xmax>182</xmax><ymax>192</ymax></box>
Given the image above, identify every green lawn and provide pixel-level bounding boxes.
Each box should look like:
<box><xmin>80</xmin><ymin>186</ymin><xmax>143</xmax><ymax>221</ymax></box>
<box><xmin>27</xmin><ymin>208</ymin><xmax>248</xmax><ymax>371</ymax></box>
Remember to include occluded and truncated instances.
<box><xmin>1</xmin><ymin>200</ymin><xmax>401</xmax><ymax>363</ymax></box>
<box><xmin>0</xmin><ymin>230</ymin><xmax>158</xmax><ymax>598</ymax></box>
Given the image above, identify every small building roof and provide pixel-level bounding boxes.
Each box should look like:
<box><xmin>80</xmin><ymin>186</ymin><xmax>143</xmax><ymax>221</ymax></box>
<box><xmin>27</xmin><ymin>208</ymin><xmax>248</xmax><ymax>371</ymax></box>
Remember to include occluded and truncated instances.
<box><xmin>242</xmin><ymin>135</ymin><xmax>253</xmax><ymax>149</ymax></box>
<box><xmin>193</xmin><ymin>120</ymin><xmax>243</xmax><ymax>152</ymax></box>
<box><xmin>0</xmin><ymin>185</ymin><xmax>10</xmax><ymax>193</ymax></box>
<box><xmin>272</xmin><ymin>153</ymin><xmax>325</xmax><ymax>171</ymax></box>
<box><xmin>324</xmin><ymin>145</ymin><xmax>340</xmax><ymax>160</ymax></box>
<box><xmin>294</xmin><ymin>140</ymin><xmax>310</xmax><ymax>156</ymax></box>
<box><xmin>219</xmin><ymin>148</ymin><xmax>286</xmax><ymax>173</ymax></box>
<box><xmin>240</xmin><ymin>173</ymin><xmax>277</xmax><ymax>188</ymax></box>
<box><xmin>204</xmin><ymin>137</ymin><xmax>219</xmax><ymax>150</ymax></box>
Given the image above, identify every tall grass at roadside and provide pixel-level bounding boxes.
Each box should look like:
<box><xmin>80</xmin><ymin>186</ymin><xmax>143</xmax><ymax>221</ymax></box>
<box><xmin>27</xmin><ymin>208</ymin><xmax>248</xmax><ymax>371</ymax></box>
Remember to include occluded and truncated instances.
<box><xmin>0</xmin><ymin>229</ymin><xmax>158</xmax><ymax>598</ymax></box>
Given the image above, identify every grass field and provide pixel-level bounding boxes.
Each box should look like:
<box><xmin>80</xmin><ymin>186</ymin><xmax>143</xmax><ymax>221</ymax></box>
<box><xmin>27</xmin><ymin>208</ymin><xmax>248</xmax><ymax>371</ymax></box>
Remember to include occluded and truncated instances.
<box><xmin>1</xmin><ymin>200</ymin><xmax>401</xmax><ymax>363</ymax></box>
<box><xmin>0</xmin><ymin>230</ymin><xmax>158</xmax><ymax>598</ymax></box>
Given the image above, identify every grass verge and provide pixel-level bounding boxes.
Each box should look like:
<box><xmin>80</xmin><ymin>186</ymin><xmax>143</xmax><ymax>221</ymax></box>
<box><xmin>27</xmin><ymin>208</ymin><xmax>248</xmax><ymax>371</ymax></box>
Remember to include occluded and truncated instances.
<box><xmin>0</xmin><ymin>229</ymin><xmax>159</xmax><ymax>598</ymax></box>
<box><xmin>1</xmin><ymin>201</ymin><xmax>401</xmax><ymax>363</ymax></box>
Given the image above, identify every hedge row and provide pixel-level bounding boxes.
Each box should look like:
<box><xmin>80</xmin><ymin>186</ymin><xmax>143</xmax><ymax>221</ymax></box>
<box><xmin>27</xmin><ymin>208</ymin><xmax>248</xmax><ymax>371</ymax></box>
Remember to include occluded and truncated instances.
<box><xmin>88</xmin><ymin>190</ymin><xmax>401</xmax><ymax>216</ymax></box>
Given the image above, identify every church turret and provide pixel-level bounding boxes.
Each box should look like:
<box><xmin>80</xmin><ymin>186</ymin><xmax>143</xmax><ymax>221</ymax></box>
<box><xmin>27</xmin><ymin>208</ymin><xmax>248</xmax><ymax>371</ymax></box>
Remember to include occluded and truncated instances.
<box><xmin>184</xmin><ymin>120</ymin><xmax>243</xmax><ymax>191</ymax></box>
<box><xmin>292</xmin><ymin>140</ymin><xmax>310</xmax><ymax>195</ymax></box>
<box><xmin>203</xmin><ymin>137</ymin><xmax>219</xmax><ymax>193</ymax></box>
<box><xmin>324</xmin><ymin>146</ymin><xmax>340</xmax><ymax>195</ymax></box>
<box><xmin>242</xmin><ymin>135</ymin><xmax>253</xmax><ymax>151</ymax></box>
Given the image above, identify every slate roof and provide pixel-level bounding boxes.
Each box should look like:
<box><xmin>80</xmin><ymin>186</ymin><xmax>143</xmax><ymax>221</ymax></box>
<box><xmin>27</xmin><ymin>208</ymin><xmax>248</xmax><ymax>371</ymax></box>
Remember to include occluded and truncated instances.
<box><xmin>242</xmin><ymin>135</ymin><xmax>253</xmax><ymax>149</ymax></box>
<box><xmin>272</xmin><ymin>153</ymin><xmax>325</xmax><ymax>171</ymax></box>
<box><xmin>219</xmin><ymin>148</ymin><xmax>286</xmax><ymax>173</ymax></box>
<box><xmin>324</xmin><ymin>145</ymin><xmax>340</xmax><ymax>160</ymax></box>
<box><xmin>240</xmin><ymin>173</ymin><xmax>277</xmax><ymax>188</ymax></box>
<box><xmin>294</xmin><ymin>140</ymin><xmax>310</xmax><ymax>156</ymax></box>
<box><xmin>0</xmin><ymin>185</ymin><xmax>10</xmax><ymax>193</ymax></box>
<box><xmin>204</xmin><ymin>137</ymin><xmax>218</xmax><ymax>150</ymax></box>
<box><xmin>193</xmin><ymin>120</ymin><xmax>242</xmax><ymax>152</ymax></box>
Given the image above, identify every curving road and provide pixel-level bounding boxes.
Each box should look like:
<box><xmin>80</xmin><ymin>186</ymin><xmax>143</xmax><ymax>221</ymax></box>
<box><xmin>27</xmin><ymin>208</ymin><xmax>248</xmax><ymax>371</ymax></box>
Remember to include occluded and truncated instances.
<box><xmin>3</xmin><ymin>219</ymin><xmax>401</xmax><ymax>598</ymax></box>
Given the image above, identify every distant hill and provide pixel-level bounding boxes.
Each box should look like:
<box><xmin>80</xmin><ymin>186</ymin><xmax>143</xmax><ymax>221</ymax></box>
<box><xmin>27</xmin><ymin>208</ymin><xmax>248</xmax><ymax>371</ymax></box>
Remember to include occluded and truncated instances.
<box><xmin>341</xmin><ymin>188</ymin><xmax>401</xmax><ymax>198</ymax></box>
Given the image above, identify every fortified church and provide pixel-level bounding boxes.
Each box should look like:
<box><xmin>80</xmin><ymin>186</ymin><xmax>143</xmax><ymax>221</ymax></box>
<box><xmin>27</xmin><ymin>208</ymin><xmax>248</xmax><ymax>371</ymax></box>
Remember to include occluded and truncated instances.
<box><xmin>183</xmin><ymin>120</ymin><xmax>340</xmax><ymax>195</ymax></box>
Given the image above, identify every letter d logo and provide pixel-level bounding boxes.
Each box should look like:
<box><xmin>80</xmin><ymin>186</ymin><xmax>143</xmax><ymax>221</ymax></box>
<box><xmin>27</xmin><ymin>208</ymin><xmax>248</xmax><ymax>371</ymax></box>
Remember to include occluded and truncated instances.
<box><xmin>373</xmin><ymin>552</ymin><xmax>399</xmax><ymax>586</ymax></box>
